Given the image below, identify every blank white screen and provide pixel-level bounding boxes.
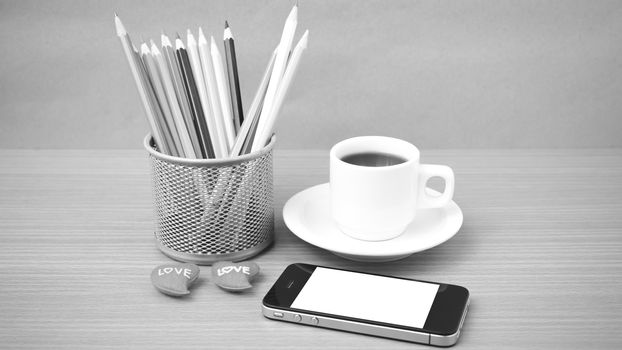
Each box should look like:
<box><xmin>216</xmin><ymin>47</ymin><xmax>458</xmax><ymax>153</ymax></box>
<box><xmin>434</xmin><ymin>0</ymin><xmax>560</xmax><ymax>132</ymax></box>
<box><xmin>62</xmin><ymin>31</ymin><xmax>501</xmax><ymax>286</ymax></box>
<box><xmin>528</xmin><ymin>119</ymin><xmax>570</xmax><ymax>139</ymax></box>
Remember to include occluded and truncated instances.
<box><xmin>291</xmin><ymin>267</ymin><xmax>439</xmax><ymax>329</ymax></box>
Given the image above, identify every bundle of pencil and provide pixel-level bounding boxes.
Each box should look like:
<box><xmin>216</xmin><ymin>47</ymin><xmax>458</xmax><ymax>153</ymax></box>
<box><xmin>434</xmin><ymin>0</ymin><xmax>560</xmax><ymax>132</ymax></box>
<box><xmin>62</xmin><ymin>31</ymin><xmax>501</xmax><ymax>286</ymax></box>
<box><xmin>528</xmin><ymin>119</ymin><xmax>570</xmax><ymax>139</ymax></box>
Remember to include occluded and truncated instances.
<box><xmin>115</xmin><ymin>4</ymin><xmax>308</xmax><ymax>159</ymax></box>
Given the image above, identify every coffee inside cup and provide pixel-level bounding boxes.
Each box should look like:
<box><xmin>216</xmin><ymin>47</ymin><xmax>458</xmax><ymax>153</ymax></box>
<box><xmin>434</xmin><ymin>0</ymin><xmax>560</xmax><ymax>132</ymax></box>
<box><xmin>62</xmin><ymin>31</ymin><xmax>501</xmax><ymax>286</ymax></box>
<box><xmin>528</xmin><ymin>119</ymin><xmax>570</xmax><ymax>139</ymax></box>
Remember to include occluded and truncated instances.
<box><xmin>340</xmin><ymin>152</ymin><xmax>407</xmax><ymax>167</ymax></box>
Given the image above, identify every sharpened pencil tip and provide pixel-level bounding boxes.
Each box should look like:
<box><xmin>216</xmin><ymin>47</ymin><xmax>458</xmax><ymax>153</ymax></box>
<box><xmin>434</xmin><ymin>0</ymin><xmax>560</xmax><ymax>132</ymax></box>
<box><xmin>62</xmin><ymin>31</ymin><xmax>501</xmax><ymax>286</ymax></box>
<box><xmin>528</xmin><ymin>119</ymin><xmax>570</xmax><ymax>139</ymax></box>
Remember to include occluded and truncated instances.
<box><xmin>114</xmin><ymin>12</ymin><xmax>118</xmax><ymax>17</ymax></box>
<box><xmin>114</xmin><ymin>14</ymin><xmax>126</xmax><ymax>36</ymax></box>
<box><xmin>161</xmin><ymin>33</ymin><xmax>171</xmax><ymax>47</ymax></box>
<box><xmin>176</xmin><ymin>32</ymin><xmax>181</xmax><ymax>40</ymax></box>
<box><xmin>225</xmin><ymin>20</ymin><xmax>229</xmax><ymax>28</ymax></box>
<box><xmin>187</xmin><ymin>29</ymin><xmax>197</xmax><ymax>45</ymax></box>
<box><xmin>198</xmin><ymin>27</ymin><xmax>208</xmax><ymax>45</ymax></box>
<box><xmin>224</xmin><ymin>24</ymin><xmax>233</xmax><ymax>40</ymax></box>
<box><xmin>288</xmin><ymin>2</ymin><xmax>298</xmax><ymax>20</ymax></box>
<box><xmin>150</xmin><ymin>40</ymin><xmax>160</xmax><ymax>55</ymax></box>
<box><xmin>301</xmin><ymin>29</ymin><xmax>309</xmax><ymax>47</ymax></box>
<box><xmin>140</xmin><ymin>42</ymin><xmax>151</xmax><ymax>56</ymax></box>
<box><xmin>175</xmin><ymin>37</ymin><xmax>185</xmax><ymax>50</ymax></box>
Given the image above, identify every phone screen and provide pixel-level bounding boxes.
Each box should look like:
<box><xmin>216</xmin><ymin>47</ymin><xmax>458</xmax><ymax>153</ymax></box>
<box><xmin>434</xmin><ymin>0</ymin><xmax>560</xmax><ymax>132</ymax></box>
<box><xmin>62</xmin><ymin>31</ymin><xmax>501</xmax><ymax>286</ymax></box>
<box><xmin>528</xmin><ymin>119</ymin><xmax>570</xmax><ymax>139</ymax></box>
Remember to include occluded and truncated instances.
<box><xmin>290</xmin><ymin>267</ymin><xmax>440</xmax><ymax>329</ymax></box>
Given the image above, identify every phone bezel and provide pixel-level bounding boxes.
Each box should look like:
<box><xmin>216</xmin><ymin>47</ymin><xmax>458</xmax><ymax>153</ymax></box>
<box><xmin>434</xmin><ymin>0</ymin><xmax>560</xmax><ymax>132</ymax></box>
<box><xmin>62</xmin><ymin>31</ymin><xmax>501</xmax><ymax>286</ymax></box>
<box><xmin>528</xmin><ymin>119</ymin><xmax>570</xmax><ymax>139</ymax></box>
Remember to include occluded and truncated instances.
<box><xmin>262</xmin><ymin>263</ymin><xmax>469</xmax><ymax>336</ymax></box>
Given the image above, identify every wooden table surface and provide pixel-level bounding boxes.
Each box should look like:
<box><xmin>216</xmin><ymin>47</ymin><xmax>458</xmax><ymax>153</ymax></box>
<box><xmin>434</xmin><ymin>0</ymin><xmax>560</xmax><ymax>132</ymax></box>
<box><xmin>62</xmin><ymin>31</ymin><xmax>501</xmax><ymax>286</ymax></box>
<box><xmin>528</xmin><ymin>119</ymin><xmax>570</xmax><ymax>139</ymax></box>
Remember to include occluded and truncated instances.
<box><xmin>1</xmin><ymin>149</ymin><xmax>621</xmax><ymax>349</ymax></box>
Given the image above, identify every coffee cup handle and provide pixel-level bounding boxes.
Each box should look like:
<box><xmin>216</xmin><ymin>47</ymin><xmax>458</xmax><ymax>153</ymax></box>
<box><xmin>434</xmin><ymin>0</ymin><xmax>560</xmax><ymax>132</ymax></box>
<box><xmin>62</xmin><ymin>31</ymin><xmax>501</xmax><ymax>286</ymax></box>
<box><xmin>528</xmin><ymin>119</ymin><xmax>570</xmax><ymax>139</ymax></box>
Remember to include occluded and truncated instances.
<box><xmin>417</xmin><ymin>164</ymin><xmax>455</xmax><ymax>209</ymax></box>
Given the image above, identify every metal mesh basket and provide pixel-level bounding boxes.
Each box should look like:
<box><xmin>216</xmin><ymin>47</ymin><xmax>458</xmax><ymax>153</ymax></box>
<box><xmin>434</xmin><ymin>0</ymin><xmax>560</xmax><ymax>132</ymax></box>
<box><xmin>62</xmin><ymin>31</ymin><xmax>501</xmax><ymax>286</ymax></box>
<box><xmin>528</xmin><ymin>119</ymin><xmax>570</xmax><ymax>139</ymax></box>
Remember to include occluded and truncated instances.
<box><xmin>144</xmin><ymin>135</ymin><xmax>275</xmax><ymax>265</ymax></box>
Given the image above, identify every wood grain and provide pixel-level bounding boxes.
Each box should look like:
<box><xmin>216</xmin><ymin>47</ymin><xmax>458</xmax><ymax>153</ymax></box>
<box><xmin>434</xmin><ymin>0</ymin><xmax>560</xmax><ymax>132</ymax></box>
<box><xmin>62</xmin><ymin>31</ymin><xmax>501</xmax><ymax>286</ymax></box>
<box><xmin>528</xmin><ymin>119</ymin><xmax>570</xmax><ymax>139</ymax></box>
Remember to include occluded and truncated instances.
<box><xmin>0</xmin><ymin>149</ymin><xmax>621</xmax><ymax>349</ymax></box>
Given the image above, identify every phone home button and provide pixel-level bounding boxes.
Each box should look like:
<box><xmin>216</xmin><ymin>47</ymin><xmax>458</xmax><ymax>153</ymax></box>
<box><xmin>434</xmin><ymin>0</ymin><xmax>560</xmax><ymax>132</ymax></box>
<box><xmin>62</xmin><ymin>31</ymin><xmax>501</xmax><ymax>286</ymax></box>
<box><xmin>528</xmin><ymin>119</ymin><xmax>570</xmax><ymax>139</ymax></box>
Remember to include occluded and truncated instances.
<box><xmin>293</xmin><ymin>314</ymin><xmax>302</xmax><ymax>322</ymax></box>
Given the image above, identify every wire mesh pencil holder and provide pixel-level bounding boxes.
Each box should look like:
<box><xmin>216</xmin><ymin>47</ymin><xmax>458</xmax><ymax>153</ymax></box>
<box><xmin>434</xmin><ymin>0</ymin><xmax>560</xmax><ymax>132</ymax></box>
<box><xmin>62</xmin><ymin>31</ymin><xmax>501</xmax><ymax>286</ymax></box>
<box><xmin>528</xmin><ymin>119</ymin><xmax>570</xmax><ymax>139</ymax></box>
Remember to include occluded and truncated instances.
<box><xmin>144</xmin><ymin>135</ymin><xmax>275</xmax><ymax>265</ymax></box>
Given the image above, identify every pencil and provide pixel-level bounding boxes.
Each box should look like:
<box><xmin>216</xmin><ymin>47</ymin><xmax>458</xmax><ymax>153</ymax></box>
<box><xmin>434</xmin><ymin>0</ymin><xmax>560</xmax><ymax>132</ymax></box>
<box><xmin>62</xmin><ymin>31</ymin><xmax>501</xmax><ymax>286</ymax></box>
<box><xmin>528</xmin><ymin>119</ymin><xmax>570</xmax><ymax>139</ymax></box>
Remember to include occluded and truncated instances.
<box><xmin>115</xmin><ymin>14</ymin><xmax>170</xmax><ymax>155</ymax></box>
<box><xmin>162</xmin><ymin>33</ymin><xmax>204</xmax><ymax>158</ymax></box>
<box><xmin>254</xmin><ymin>4</ymin><xmax>298</xmax><ymax>150</ymax></box>
<box><xmin>176</xmin><ymin>36</ymin><xmax>215</xmax><ymax>158</ymax></box>
<box><xmin>150</xmin><ymin>41</ymin><xmax>196</xmax><ymax>158</ymax></box>
<box><xmin>210</xmin><ymin>36</ymin><xmax>236</xmax><ymax>148</ymax></box>
<box><xmin>198</xmin><ymin>28</ymin><xmax>230</xmax><ymax>154</ymax></box>
<box><xmin>240</xmin><ymin>49</ymin><xmax>277</xmax><ymax>155</ymax></box>
<box><xmin>138</xmin><ymin>45</ymin><xmax>181</xmax><ymax>156</ymax></box>
<box><xmin>187</xmin><ymin>30</ymin><xmax>229</xmax><ymax>158</ymax></box>
<box><xmin>223</xmin><ymin>21</ymin><xmax>244</xmax><ymax>133</ymax></box>
<box><xmin>135</xmin><ymin>43</ymin><xmax>178</xmax><ymax>156</ymax></box>
<box><xmin>140</xmin><ymin>42</ymin><xmax>184</xmax><ymax>157</ymax></box>
<box><xmin>230</xmin><ymin>48</ymin><xmax>277</xmax><ymax>156</ymax></box>
<box><xmin>251</xmin><ymin>30</ymin><xmax>308</xmax><ymax>152</ymax></box>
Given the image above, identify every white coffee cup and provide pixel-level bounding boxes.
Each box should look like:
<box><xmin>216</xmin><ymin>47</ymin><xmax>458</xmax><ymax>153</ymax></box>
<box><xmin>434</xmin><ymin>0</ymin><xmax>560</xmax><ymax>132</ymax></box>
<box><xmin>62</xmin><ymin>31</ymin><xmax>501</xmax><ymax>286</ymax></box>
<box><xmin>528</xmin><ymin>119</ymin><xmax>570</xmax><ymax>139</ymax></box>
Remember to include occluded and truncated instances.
<box><xmin>330</xmin><ymin>136</ymin><xmax>455</xmax><ymax>241</ymax></box>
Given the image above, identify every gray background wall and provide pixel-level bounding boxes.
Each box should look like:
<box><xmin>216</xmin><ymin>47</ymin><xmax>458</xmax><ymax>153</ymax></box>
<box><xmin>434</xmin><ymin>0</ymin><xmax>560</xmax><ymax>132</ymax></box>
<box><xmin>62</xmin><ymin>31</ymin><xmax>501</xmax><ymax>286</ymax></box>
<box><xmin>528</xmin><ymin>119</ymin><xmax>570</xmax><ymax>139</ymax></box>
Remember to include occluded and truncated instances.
<box><xmin>0</xmin><ymin>0</ymin><xmax>621</xmax><ymax>150</ymax></box>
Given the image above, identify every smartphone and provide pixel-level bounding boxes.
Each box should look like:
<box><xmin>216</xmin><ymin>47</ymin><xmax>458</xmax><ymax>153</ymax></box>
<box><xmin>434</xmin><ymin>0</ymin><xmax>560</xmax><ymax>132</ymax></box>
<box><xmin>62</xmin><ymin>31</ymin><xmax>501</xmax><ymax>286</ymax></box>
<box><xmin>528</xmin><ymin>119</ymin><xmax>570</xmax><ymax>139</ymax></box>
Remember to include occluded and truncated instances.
<box><xmin>262</xmin><ymin>263</ymin><xmax>469</xmax><ymax>347</ymax></box>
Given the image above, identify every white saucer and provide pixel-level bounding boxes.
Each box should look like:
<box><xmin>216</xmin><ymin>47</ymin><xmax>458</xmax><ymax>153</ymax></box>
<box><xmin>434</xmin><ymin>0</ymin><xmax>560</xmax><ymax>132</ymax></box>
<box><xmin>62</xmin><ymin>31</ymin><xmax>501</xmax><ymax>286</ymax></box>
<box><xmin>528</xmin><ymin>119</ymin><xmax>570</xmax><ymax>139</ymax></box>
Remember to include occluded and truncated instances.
<box><xmin>283</xmin><ymin>183</ymin><xmax>463</xmax><ymax>262</ymax></box>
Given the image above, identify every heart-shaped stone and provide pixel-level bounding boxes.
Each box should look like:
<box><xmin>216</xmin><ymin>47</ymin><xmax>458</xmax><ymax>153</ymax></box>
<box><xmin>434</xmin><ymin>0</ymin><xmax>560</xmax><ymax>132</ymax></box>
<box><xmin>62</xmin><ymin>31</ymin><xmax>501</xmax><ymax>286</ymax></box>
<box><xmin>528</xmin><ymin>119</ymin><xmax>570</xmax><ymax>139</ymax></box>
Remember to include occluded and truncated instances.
<box><xmin>151</xmin><ymin>263</ymin><xmax>200</xmax><ymax>297</ymax></box>
<box><xmin>212</xmin><ymin>261</ymin><xmax>260</xmax><ymax>292</ymax></box>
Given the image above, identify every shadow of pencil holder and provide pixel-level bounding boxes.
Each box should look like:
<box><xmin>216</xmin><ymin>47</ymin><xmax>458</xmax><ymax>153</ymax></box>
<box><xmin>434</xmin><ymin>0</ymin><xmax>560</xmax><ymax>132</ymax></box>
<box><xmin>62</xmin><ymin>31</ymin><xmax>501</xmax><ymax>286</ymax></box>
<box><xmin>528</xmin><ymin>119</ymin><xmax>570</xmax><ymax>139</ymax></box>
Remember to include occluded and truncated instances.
<box><xmin>144</xmin><ymin>135</ymin><xmax>275</xmax><ymax>265</ymax></box>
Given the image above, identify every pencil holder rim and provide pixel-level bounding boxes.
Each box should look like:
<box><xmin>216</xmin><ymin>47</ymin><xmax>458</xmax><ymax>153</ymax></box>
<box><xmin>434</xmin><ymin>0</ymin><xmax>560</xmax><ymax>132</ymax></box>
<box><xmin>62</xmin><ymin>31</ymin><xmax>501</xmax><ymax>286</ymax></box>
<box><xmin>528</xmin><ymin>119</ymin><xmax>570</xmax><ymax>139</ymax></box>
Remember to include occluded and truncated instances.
<box><xmin>143</xmin><ymin>134</ymin><xmax>276</xmax><ymax>167</ymax></box>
